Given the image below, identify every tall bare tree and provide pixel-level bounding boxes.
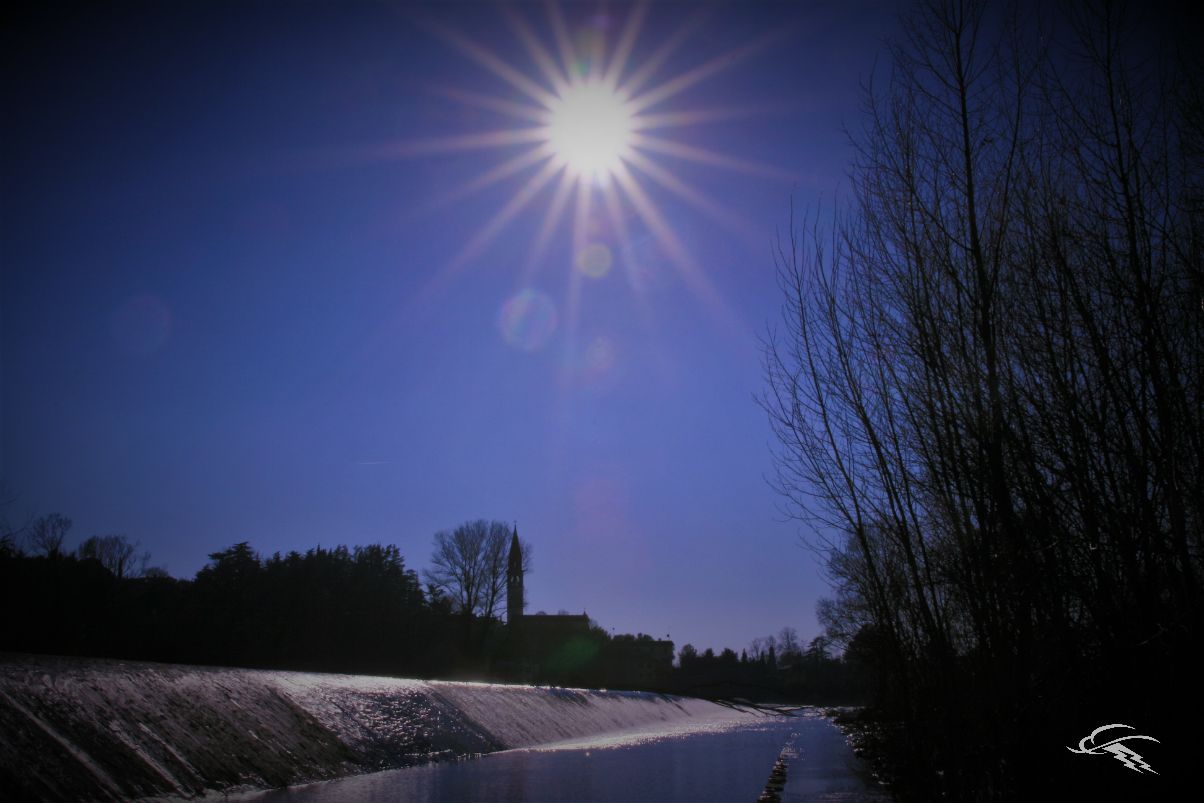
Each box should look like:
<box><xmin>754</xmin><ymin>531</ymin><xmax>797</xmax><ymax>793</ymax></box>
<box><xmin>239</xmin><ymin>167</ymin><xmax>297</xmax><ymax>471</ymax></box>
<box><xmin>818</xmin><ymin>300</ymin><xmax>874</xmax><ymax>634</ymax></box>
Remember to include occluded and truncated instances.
<box><xmin>762</xmin><ymin>0</ymin><xmax>1201</xmax><ymax>795</ymax></box>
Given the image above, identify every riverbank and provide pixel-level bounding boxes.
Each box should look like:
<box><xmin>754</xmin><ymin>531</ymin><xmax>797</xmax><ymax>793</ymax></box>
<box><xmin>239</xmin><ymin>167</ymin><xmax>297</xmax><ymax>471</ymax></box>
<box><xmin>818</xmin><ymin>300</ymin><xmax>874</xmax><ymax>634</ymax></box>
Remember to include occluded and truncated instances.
<box><xmin>824</xmin><ymin>707</ymin><xmax>904</xmax><ymax>797</ymax></box>
<box><xmin>0</xmin><ymin>653</ymin><xmax>751</xmax><ymax>801</ymax></box>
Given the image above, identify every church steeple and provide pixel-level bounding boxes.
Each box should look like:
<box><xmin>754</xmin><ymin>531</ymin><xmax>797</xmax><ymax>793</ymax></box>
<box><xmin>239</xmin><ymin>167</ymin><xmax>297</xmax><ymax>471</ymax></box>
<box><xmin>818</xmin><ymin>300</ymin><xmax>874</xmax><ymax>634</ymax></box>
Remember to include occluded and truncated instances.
<box><xmin>507</xmin><ymin>526</ymin><xmax>524</xmax><ymax>625</ymax></box>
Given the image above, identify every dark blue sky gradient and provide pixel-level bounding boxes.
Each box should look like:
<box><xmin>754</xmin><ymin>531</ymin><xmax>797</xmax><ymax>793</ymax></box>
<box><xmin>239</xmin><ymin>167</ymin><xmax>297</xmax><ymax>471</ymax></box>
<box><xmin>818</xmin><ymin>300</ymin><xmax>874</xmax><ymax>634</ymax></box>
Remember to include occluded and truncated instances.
<box><xmin>3</xmin><ymin>1</ymin><xmax>897</xmax><ymax>654</ymax></box>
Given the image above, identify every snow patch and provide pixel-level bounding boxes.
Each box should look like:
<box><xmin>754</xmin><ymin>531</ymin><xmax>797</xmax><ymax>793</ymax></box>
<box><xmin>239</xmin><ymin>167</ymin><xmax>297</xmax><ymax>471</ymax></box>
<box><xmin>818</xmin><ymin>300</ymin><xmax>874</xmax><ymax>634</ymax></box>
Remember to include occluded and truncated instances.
<box><xmin>0</xmin><ymin>654</ymin><xmax>749</xmax><ymax>801</ymax></box>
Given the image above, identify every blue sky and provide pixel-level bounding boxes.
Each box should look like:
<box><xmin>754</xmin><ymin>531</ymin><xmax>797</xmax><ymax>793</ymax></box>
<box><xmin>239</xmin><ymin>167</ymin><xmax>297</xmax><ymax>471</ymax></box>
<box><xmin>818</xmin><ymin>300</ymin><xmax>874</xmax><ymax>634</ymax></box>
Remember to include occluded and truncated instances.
<box><xmin>2</xmin><ymin>1</ymin><xmax>897</xmax><ymax>654</ymax></box>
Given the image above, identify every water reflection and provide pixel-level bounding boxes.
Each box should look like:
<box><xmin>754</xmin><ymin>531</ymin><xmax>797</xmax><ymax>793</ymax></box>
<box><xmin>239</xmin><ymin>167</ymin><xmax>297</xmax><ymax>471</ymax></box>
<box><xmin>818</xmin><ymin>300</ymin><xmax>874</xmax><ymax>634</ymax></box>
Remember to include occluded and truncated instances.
<box><xmin>245</xmin><ymin>716</ymin><xmax>883</xmax><ymax>803</ymax></box>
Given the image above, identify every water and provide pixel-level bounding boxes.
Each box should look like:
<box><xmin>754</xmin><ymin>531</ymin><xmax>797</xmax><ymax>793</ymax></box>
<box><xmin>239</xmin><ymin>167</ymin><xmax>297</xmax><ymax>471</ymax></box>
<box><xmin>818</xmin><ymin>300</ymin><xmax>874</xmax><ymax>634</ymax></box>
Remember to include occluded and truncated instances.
<box><xmin>240</xmin><ymin>714</ymin><xmax>888</xmax><ymax>802</ymax></box>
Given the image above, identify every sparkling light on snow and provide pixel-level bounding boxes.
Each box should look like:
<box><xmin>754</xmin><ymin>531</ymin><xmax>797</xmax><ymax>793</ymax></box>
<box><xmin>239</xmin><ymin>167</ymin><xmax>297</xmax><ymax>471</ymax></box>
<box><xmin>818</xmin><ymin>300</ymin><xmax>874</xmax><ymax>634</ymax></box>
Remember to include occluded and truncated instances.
<box><xmin>0</xmin><ymin>656</ymin><xmax>750</xmax><ymax>800</ymax></box>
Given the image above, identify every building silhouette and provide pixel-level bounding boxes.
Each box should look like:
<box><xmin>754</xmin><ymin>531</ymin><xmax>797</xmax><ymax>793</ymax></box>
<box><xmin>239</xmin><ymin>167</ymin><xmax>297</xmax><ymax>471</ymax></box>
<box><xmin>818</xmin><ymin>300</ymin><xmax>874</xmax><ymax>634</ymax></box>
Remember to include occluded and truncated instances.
<box><xmin>507</xmin><ymin>528</ymin><xmax>524</xmax><ymax>625</ymax></box>
<box><xmin>503</xmin><ymin>526</ymin><xmax>673</xmax><ymax>689</ymax></box>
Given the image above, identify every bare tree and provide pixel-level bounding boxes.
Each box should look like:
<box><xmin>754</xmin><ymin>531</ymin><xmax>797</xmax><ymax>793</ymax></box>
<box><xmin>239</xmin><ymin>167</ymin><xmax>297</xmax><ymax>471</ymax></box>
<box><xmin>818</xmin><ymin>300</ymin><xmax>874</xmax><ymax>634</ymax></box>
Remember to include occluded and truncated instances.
<box><xmin>762</xmin><ymin>0</ymin><xmax>1201</xmax><ymax>795</ymax></box>
<box><xmin>777</xmin><ymin>627</ymin><xmax>802</xmax><ymax>660</ymax></box>
<box><xmin>478</xmin><ymin>521</ymin><xmax>513</xmax><ymax>622</ymax></box>
<box><xmin>0</xmin><ymin>483</ymin><xmax>23</xmax><ymax>557</ymax></box>
<box><xmin>27</xmin><ymin>513</ymin><xmax>72</xmax><ymax>558</ymax></box>
<box><xmin>424</xmin><ymin>521</ymin><xmax>488</xmax><ymax>619</ymax></box>
<box><xmin>423</xmin><ymin>519</ymin><xmax>531</xmax><ymax>621</ymax></box>
<box><xmin>78</xmin><ymin>534</ymin><xmax>148</xmax><ymax>579</ymax></box>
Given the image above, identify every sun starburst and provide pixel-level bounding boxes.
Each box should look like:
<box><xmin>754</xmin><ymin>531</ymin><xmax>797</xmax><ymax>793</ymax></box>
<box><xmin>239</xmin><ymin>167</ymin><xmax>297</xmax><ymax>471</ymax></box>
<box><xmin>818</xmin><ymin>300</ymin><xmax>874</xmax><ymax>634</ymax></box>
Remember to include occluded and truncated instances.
<box><xmin>399</xmin><ymin>2</ymin><xmax>786</xmax><ymax>358</ymax></box>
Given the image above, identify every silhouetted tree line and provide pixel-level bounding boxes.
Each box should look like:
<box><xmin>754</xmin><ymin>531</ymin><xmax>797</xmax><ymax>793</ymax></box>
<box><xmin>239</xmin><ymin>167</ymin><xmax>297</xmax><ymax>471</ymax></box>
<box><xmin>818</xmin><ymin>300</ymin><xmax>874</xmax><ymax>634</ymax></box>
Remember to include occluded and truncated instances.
<box><xmin>667</xmin><ymin>628</ymin><xmax>870</xmax><ymax>703</ymax></box>
<box><xmin>0</xmin><ymin>528</ymin><xmax>452</xmax><ymax>676</ymax></box>
<box><xmin>0</xmin><ymin>516</ymin><xmax>680</xmax><ymax>689</ymax></box>
<box><xmin>762</xmin><ymin>1</ymin><xmax>1201</xmax><ymax>798</ymax></box>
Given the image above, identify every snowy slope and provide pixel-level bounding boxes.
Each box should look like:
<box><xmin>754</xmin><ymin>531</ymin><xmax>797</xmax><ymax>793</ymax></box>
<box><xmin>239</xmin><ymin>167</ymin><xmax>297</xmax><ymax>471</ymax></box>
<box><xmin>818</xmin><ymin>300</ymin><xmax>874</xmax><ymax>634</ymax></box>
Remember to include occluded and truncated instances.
<box><xmin>0</xmin><ymin>654</ymin><xmax>743</xmax><ymax>801</ymax></box>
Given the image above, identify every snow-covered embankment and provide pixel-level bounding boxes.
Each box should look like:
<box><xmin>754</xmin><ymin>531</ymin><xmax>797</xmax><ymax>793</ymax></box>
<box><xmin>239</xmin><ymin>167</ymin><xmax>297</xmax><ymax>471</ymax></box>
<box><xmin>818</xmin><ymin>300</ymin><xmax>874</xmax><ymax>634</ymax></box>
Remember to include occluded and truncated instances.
<box><xmin>0</xmin><ymin>654</ymin><xmax>735</xmax><ymax>801</ymax></box>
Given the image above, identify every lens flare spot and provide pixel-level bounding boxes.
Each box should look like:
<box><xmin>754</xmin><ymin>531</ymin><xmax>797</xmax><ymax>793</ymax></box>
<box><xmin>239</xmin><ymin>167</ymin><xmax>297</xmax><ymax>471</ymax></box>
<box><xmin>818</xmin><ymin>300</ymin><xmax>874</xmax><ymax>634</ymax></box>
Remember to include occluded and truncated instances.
<box><xmin>110</xmin><ymin>294</ymin><xmax>172</xmax><ymax>356</ymax></box>
<box><xmin>576</xmin><ymin>243</ymin><xmax>613</xmax><ymax>279</ymax></box>
<box><xmin>583</xmin><ymin>335</ymin><xmax>616</xmax><ymax>380</ymax></box>
<box><xmin>572</xmin><ymin>27</ymin><xmax>607</xmax><ymax>77</ymax></box>
<box><xmin>499</xmin><ymin>288</ymin><xmax>558</xmax><ymax>352</ymax></box>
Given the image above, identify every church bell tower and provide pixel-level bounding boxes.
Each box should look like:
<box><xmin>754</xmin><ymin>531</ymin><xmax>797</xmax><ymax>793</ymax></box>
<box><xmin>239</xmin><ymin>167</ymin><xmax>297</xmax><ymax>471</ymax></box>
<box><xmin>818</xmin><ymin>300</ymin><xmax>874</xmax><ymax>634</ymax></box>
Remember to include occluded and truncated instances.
<box><xmin>507</xmin><ymin>526</ymin><xmax>524</xmax><ymax>625</ymax></box>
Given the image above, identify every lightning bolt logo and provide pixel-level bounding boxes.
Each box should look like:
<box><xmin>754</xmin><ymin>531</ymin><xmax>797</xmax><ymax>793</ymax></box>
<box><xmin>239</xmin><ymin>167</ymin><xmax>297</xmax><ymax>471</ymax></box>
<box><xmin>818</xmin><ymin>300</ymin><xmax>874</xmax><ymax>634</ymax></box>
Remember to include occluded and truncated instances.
<box><xmin>1067</xmin><ymin>723</ymin><xmax>1159</xmax><ymax>774</ymax></box>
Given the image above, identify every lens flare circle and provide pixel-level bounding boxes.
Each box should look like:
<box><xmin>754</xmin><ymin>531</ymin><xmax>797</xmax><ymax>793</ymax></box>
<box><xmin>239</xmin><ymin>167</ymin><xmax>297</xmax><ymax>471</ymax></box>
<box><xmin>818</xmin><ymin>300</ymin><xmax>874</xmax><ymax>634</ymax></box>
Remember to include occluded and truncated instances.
<box><xmin>576</xmin><ymin>242</ymin><xmax>613</xmax><ymax>278</ymax></box>
<box><xmin>583</xmin><ymin>335</ymin><xmax>616</xmax><ymax>380</ymax></box>
<box><xmin>545</xmin><ymin>81</ymin><xmax>634</xmax><ymax>182</ymax></box>
<box><xmin>499</xmin><ymin>288</ymin><xmax>559</xmax><ymax>351</ymax></box>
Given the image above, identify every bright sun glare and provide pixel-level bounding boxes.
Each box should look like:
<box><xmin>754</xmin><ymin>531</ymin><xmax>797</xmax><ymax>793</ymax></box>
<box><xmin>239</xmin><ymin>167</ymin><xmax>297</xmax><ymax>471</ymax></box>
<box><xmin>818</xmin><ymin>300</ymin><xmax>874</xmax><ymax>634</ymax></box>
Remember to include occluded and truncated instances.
<box><xmin>404</xmin><ymin>3</ymin><xmax>783</xmax><ymax>341</ymax></box>
<box><xmin>545</xmin><ymin>81</ymin><xmax>634</xmax><ymax>182</ymax></box>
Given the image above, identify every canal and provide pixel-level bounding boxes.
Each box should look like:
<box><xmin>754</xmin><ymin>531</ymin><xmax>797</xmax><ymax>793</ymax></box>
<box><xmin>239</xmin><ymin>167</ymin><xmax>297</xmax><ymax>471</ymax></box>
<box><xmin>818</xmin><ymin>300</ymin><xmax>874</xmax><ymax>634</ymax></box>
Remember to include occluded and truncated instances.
<box><xmin>238</xmin><ymin>709</ymin><xmax>889</xmax><ymax>802</ymax></box>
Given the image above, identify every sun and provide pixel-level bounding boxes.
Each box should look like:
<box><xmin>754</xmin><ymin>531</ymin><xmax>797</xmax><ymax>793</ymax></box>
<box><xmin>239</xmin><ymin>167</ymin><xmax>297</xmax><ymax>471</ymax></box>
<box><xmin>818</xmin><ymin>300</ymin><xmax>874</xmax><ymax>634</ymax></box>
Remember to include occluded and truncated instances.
<box><xmin>402</xmin><ymin>3</ymin><xmax>784</xmax><ymax>336</ymax></box>
<box><xmin>544</xmin><ymin>80</ymin><xmax>634</xmax><ymax>183</ymax></box>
